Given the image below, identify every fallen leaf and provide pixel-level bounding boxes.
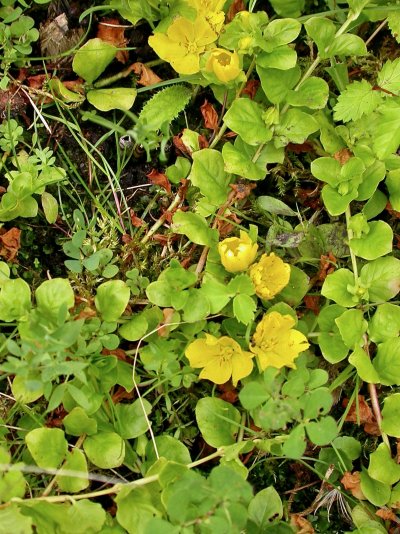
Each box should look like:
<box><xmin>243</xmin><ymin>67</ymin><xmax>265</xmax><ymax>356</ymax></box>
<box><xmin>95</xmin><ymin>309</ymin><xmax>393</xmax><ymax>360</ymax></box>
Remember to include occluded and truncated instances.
<box><xmin>334</xmin><ymin>148</ymin><xmax>352</xmax><ymax>165</ymax></box>
<box><xmin>229</xmin><ymin>182</ymin><xmax>256</xmax><ymax>200</ymax></box>
<box><xmin>227</xmin><ymin>0</ymin><xmax>246</xmax><ymax>21</ymax></box>
<box><xmin>27</xmin><ymin>74</ymin><xmax>47</xmax><ymax>90</ymax></box>
<box><xmin>132</xmin><ymin>62</ymin><xmax>162</xmax><ymax>86</ymax></box>
<box><xmin>290</xmin><ymin>514</ymin><xmax>315</xmax><ymax>533</ymax></box>
<box><xmin>343</xmin><ymin>395</ymin><xmax>375</xmax><ymax>424</ymax></box>
<box><xmin>0</xmin><ymin>227</ymin><xmax>21</xmax><ymax>261</ymax></box>
<box><xmin>376</xmin><ymin>508</ymin><xmax>399</xmax><ymax>522</ymax></box>
<box><xmin>341</xmin><ymin>471</ymin><xmax>366</xmax><ymax>500</ymax></box>
<box><xmin>218</xmin><ymin>382</ymin><xmax>238</xmax><ymax>404</ymax></box>
<box><xmin>102</xmin><ymin>348</ymin><xmax>128</xmax><ymax>361</ymax></box>
<box><xmin>129</xmin><ymin>210</ymin><xmax>144</xmax><ymax>227</ymax></box>
<box><xmin>241</xmin><ymin>79</ymin><xmax>260</xmax><ymax>99</ymax></box>
<box><xmin>146</xmin><ymin>169</ymin><xmax>171</xmax><ymax>194</ymax></box>
<box><xmin>217</xmin><ymin>211</ymin><xmax>242</xmax><ymax>237</ymax></box>
<box><xmin>97</xmin><ymin>18</ymin><xmax>128</xmax><ymax>63</ymax></box>
<box><xmin>157</xmin><ymin>308</ymin><xmax>176</xmax><ymax>337</ymax></box>
<box><xmin>287</xmin><ymin>141</ymin><xmax>314</xmax><ymax>153</ymax></box>
<box><xmin>363</xmin><ymin>421</ymin><xmax>382</xmax><ymax>436</ymax></box>
<box><xmin>200</xmin><ymin>100</ymin><xmax>219</xmax><ymax>130</ymax></box>
<box><xmin>198</xmin><ymin>134</ymin><xmax>209</xmax><ymax>149</ymax></box>
<box><xmin>74</xmin><ymin>306</ymin><xmax>97</xmax><ymax>320</ymax></box>
<box><xmin>317</xmin><ymin>252</ymin><xmax>337</xmax><ymax>282</ymax></box>
<box><xmin>386</xmin><ymin>202</ymin><xmax>400</xmax><ymax>219</ymax></box>
<box><xmin>304</xmin><ymin>295</ymin><xmax>320</xmax><ymax>315</ymax></box>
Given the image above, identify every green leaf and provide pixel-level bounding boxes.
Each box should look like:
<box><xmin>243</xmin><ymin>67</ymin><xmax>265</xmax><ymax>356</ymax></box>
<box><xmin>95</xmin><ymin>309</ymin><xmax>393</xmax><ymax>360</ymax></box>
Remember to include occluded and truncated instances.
<box><xmin>274</xmin><ymin>109</ymin><xmax>319</xmax><ymax>146</ymax></box>
<box><xmin>360</xmin><ymin>468</ymin><xmax>391</xmax><ymax>506</ymax></box>
<box><xmin>72</xmin><ymin>38</ymin><xmax>117</xmax><ymax>84</ymax></box>
<box><xmin>0</xmin><ymin>505</ymin><xmax>33</xmax><ymax>534</ymax></box>
<box><xmin>56</xmin><ymin>449</ymin><xmax>89</xmax><ymax>493</ymax></box>
<box><xmin>0</xmin><ymin>278</ymin><xmax>31</xmax><ymax>321</ymax></box>
<box><xmin>248</xmin><ymin>487</ymin><xmax>283</xmax><ymax>527</ymax></box>
<box><xmin>256</xmin><ymin>46</ymin><xmax>297</xmax><ymax>70</ymax></box>
<box><xmin>239</xmin><ymin>381</ymin><xmax>269</xmax><ymax>410</ymax></box>
<box><xmin>257</xmin><ymin>65</ymin><xmax>300</xmax><ymax>104</ymax></box>
<box><xmin>276</xmin><ymin>265</ymin><xmax>309</xmax><ymax>307</ymax></box>
<box><xmin>264</xmin><ymin>18</ymin><xmax>301</xmax><ymax>49</ymax></box>
<box><xmin>282</xmin><ymin>425</ymin><xmax>306</xmax><ymax>459</ymax></box>
<box><xmin>115</xmin><ymin>486</ymin><xmax>162</xmax><ymax>533</ymax></box>
<box><xmin>11</xmin><ymin>375</ymin><xmax>43</xmax><ymax>404</ymax></box>
<box><xmin>360</xmin><ymin>256</ymin><xmax>400</xmax><ymax>302</ymax></box>
<box><xmin>321</xmin><ymin>185</ymin><xmax>358</xmax><ymax>216</ymax></box>
<box><xmin>368</xmin><ymin>303</ymin><xmax>400</xmax><ymax>343</ymax></box>
<box><xmin>333</xmin><ymin>80</ymin><xmax>383</xmax><ymax>122</ymax></box>
<box><xmin>321</xmin><ymin>268</ymin><xmax>357</xmax><ymax>307</ymax></box>
<box><xmin>381</xmin><ymin>394</ymin><xmax>400</xmax><ymax>437</ymax></box>
<box><xmin>63</xmin><ymin>407</ymin><xmax>97</xmax><ymax>437</ymax></box>
<box><xmin>41</xmin><ymin>192</ymin><xmax>58</xmax><ymax>224</ymax></box>
<box><xmin>306</xmin><ymin>416</ymin><xmax>338</xmax><ymax>446</ymax></box>
<box><xmin>25</xmin><ymin>428</ymin><xmax>67</xmax><ymax>469</ymax></box>
<box><xmin>304</xmin><ymin>17</ymin><xmax>336</xmax><ymax>57</ymax></box>
<box><xmin>377</xmin><ymin>57</ymin><xmax>400</xmax><ymax>93</ymax></box>
<box><xmin>115</xmin><ymin>398</ymin><xmax>152</xmax><ymax>439</ymax></box>
<box><xmin>387</xmin><ymin>169</ymin><xmax>400</xmax><ymax>210</ymax></box>
<box><xmin>257</xmin><ymin>196</ymin><xmax>297</xmax><ymax>216</ymax></box>
<box><xmin>119</xmin><ymin>313</ymin><xmax>148</xmax><ymax>341</ymax></box>
<box><xmin>199</xmin><ymin>277</ymin><xmax>232</xmax><ymax>314</ymax></box>
<box><xmin>233</xmin><ymin>294</ymin><xmax>256</xmax><ymax>325</ymax></box>
<box><xmin>335</xmin><ymin>309</ymin><xmax>367</xmax><ymax>349</ymax></box>
<box><xmin>172</xmin><ymin>211</ymin><xmax>218</xmax><ymax>246</ymax></box>
<box><xmin>269</xmin><ymin>0</ymin><xmax>305</xmax><ymax>17</ymax></box>
<box><xmin>196</xmin><ymin>397</ymin><xmax>241</xmax><ymax>447</ymax></box>
<box><xmin>350</xmin><ymin>221</ymin><xmax>393</xmax><ymax>260</ymax></box>
<box><xmin>348</xmin><ymin>346</ymin><xmax>380</xmax><ymax>383</ymax></box>
<box><xmin>146</xmin><ymin>260</ymin><xmax>197</xmax><ymax>307</ymax></box>
<box><xmin>373</xmin><ymin>106</ymin><xmax>400</xmax><ymax>160</ymax></box>
<box><xmin>145</xmin><ymin>435</ymin><xmax>191</xmax><ymax>467</ymax></box>
<box><xmin>222</xmin><ymin>138</ymin><xmax>270</xmax><ymax>180</ymax></box>
<box><xmin>388</xmin><ymin>12</ymin><xmax>400</xmax><ymax>43</ymax></box>
<box><xmin>368</xmin><ymin>443</ymin><xmax>400</xmax><ymax>485</ymax></box>
<box><xmin>137</xmin><ymin>85</ymin><xmax>191</xmax><ymax>133</ymax></box>
<box><xmin>83</xmin><ymin>432</ymin><xmax>125</xmax><ymax>468</ymax></box>
<box><xmin>327</xmin><ymin>33</ymin><xmax>367</xmax><ymax>57</ymax></box>
<box><xmin>303</xmin><ymin>388</ymin><xmax>333</xmax><ymax>419</ymax></box>
<box><xmin>35</xmin><ymin>278</ymin><xmax>74</xmax><ymax>321</ymax></box>
<box><xmin>357</xmin><ymin>160</ymin><xmax>386</xmax><ymax>201</ymax></box>
<box><xmin>188</xmin><ymin>148</ymin><xmax>229</xmax><ymax>205</ymax></box>
<box><xmin>373</xmin><ymin>338</ymin><xmax>400</xmax><ymax>385</ymax></box>
<box><xmin>87</xmin><ymin>88</ymin><xmax>137</xmax><ymax>111</ymax></box>
<box><xmin>95</xmin><ymin>280</ymin><xmax>130</xmax><ymax>322</ymax></box>
<box><xmin>286</xmin><ymin>77</ymin><xmax>329</xmax><ymax>109</ymax></box>
<box><xmin>317</xmin><ymin>305</ymin><xmax>349</xmax><ymax>363</ymax></box>
<box><xmin>223</xmin><ymin>98</ymin><xmax>272</xmax><ymax>145</ymax></box>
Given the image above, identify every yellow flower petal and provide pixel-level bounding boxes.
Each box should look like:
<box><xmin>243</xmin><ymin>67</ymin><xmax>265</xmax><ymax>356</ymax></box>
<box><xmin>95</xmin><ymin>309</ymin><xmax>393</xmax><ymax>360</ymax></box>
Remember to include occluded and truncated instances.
<box><xmin>249</xmin><ymin>253</ymin><xmax>291</xmax><ymax>300</ymax></box>
<box><xmin>250</xmin><ymin>311</ymin><xmax>309</xmax><ymax>371</ymax></box>
<box><xmin>186</xmin><ymin>334</ymin><xmax>254</xmax><ymax>385</ymax></box>
<box><xmin>218</xmin><ymin>230</ymin><xmax>258</xmax><ymax>273</ymax></box>
<box><xmin>206</xmin><ymin>48</ymin><xmax>242</xmax><ymax>83</ymax></box>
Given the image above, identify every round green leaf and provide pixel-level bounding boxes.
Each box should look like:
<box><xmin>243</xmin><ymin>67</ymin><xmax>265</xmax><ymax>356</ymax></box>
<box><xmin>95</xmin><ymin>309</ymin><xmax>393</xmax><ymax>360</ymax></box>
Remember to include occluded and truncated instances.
<box><xmin>335</xmin><ymin>308</ymin><xmax>367</xmax><ymax>349</ymax></box>
<box><xmin>95</xmin><ymin>280</ymin><xmax>130</xmax><ymax>322</ymax></box>
<box><xmin>41</xmin><ymin>192</ymin><xmax>58</xmax><ymax>224</ymax></box>
<box><xmin>0</xmin><ymin>278</ymin><xmax>31</xmax><ymax>322</ymax></box>
<box><xmin>368</xmin><ymin>303</ymin><xmax>400</xmax><ymax>343</ymax></box>
<box><xmin>373</xmin><ymin>338</ymin><xmax>400</xmax><ymax>385</ymax></box>
<box><xmin>145</xmin><ymin>435</ymin><xmax>191</xmax><ymax>467</ymax></box>
<box><xmin>72</xmin><ymin>38</ymin><xmax>117</xmax><ymax>83</ymax></box>
<box><xmin>83</xmin><ymin>432</ymin><xmax>125</xmax><ymax>468</ymax></box>
<box><xmin>119</xmin><ymin>313</ymin><xmax>148</xmax><ymax>341</ymax></box>
<box><xmin>360</xmin><ymin>468</ymin><xmax>391</xmax><ymax>507</ymax></box>
<box><xmin>35</xmin><ymin>278</ymin><xmax>74</xmax><ymax>321</ymax></box>
<box><xmin>196</xmin><ymin>397</ymin><xmax>241</xmax><ymax>448</ymax></box>
<box><xmin>321</xmin><ymin>268</ymin><xmax>357</xmax><ymax>307</ymax></box>
<box><xmin>368</xmin><ymin>443</ymin><xmax>400</xmax><ymax>485</ymax></box>
<box><xmin>87</xmin><ymin>88</ymin><xmax>137</xmax><ymax>111</ymax></box>
<box><xmin>63</xmin><ymin>407</ymin><xmax>98</xmax><ymax>437</ymax></box>
<box><xmin>381</xmin><ymin>393</ymin><xmax>400</xmax><ymax>437</ymax></box>
<box><xmin>350</xmin><ymin>221</ymin><xmax>393</xmax><ymax>260</ymax></box>
<box><xmin>248</xmin><ymin>486</ymin><xmax>283</xmax><ymax>527</ymax></box>
<box><xmin>306</xmin><ymin>416</ymin><xmax>338</xmax><ymax>446</ymax></box>
<box><xmin>115</xmin><ymin>398</ymin><xmax>152</xmax><ymax>439</ymax></box>
<box><xmin>56</xmin><ymin>449</ymin><xmax>89</xmax><ymax>493</ymax></box>
<box><xmin>360</xmin><ymin>256</ymin><xmax>400</xmax><ymax>302</ymax></box>
<box><xmin>25</xmin><ymin>428</ymin><xmax>68</xmax><ymax>469</ymax></box>
<box><xmin>348</xmin><ymin>346</ymin><xmax>380</xmax><ymax>383</ymax></box>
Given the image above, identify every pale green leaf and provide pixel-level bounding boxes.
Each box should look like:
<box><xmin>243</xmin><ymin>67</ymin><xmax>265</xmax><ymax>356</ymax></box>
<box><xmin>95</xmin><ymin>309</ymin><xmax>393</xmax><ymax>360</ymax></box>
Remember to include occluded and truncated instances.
<box><xmin>333</xmin><ymin>80</ymin><xmax>383</xmax><ymax>122</ymax></box>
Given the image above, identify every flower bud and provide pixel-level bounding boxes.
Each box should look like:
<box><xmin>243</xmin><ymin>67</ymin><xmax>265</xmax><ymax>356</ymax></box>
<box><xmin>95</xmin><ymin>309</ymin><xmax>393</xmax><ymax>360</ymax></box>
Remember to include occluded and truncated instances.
<box><xmin>218</xmin><ymin>231</ymin><xmax>258</xmax><ymax>273</ymax></box>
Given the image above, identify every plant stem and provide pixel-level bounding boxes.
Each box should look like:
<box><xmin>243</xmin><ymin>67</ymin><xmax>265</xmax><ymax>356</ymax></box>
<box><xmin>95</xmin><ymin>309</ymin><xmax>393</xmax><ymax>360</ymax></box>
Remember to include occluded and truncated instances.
<box><xmin>345</xmin><ymin>206</ymin><xmax>358</xmax><ymax>281</ymax></box>
<box><xmin>93</xmin><ymin>65</ymin><xmax>136</xmax><ymax>89</ymax></box>
<box><xmin>140</xmin><ymin>190</ymin><xmax>183</xmax><ymax>244</ymax></box>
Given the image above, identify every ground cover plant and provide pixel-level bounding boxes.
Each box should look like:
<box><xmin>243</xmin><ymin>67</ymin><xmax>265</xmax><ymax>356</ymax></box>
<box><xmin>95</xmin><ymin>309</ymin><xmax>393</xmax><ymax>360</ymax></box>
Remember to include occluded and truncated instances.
<box><xmin>2</xmin><ymin>0</ymin><xmax>400</xmax><ymax>532</ymax></box>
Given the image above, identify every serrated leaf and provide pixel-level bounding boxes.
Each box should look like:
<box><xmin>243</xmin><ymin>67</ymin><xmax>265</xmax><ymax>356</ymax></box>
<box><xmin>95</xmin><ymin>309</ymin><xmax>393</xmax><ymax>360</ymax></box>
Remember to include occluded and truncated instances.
<box><xmin>137</xmin><ymin>85</ymin><xmax>191</xmax><ymax>131</ymax></box>
<box><xmin>378</xmin><ymin>57</ymin><xmax>400</xmax><ymax>93</ymax></box>
<box><xmin>333</xmin><ymin>80</ymin><xmax>383</xmax><ymax>122</ymax></box>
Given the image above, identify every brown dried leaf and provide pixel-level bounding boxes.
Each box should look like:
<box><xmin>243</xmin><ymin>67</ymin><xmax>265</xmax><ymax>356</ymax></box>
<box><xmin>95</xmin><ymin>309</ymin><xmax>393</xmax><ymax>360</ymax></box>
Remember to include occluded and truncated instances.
<box><xmin>0</xmin><ymin>227</ymin><xmax>21</xmax><ymax>261</ymax></box>
<box><xmin>376</xmin><ymin>508</ymin><xmax>399</xmax><ymax>522</ymax></box>
<box><xmin>198</xmin><ymin>134</ymin><xmax>209</xmax><ymax>149</ymax></box>
<box><xmin>216</xmin><ymin>211</ymin><xmax>242</xmax><ymax>237</ymax></box>
<box><xmin>290</xmin><ymin>514</ymin><xmax>315</xmax><ymax>533</ymax></box>
<box><xmin>334</xmin><ymin>148</ymin><xmax>352</xmax><ymax>165</ymax></box>
<box><xmin>241</xmin><ymin>79</ymin><xmax>260</xmax><ymax>99</ymax></box>
<box><xmin>304</xmin><ymin>295</ymin><xmax>320</xmax><ymax>315</ymax></box>
<box><xmin>363</xmin><ymin>421</ymin><xmax>382</xmax><ymax>436</ymax></box>
<box><xmin>229</xmin><ymin>182</ymin><xmax>256</xmax><ymax>200</ymax></box>
<box><xmin>157</xmin><ymin>308</ymin><xmax>176</xmax><ymax>337</ymax></box>
<box><xmin>129</xmin><ymin>210</ymin><xmax>144</xmax><ymax>227</ymax></box>
<box><xmin>146</xmin><ymin>169</ymin><xmax>171</xmax><ymax>194</ymax></box>
<box><xmin>97</xmin><ymin>18</ymin><xmax>128</xmax><ymax>63</ymax></box>
<box><xmin>226</xmin><ymin>0</ymin><xmax>246</xmax><ymax>21</ymax></box>
<box><xmin>341</xmin><ymin>471</ymin><xmax>366</xmax><ymax>500</ymax></box>
<box><xmin>343</xmin><ymin>395</ymin><xmax>375</xmax><ymax>424</ymax></box>
<box><xmin>132</xmin><ymin>62</ymin><xmax>162</xmax><ymax>86</ymax></box>
<box><xmin>200</xmin><ymin>100</ymin><xmax>219</xmax><ymax>130</ymax></box>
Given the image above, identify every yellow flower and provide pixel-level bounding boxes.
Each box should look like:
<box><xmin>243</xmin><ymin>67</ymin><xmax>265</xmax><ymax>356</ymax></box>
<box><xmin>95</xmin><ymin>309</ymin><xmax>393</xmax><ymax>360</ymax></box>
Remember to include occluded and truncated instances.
<box><xmin>186</xmin><ymin>334</ymin><xmax>254</xmax><ymax>386</ymax></box>
<box><xmin>249</xmin><ymin>253</ymin><xmax>290</xmax><ymax>300</ymax></box>
<box><xmin>148</xmin><ymin>16</ymin><xmax>217</xmax><ymax>75</ymax></box>
<box><xmin>205</xmin><ymin>48</ymin><xmax>242</xmax><ymax>83</ymax></box>
<box><xmin>218</xmin><ymin>231</ymin><xmax>258</xmax><ymax>273</ymax></box>
<box><xmin>190</xmin><ymin>0</ymin><xmax>225</xmax><ymax>33</ymax></box>
<box><xmin>250</xmin><ymin>312</ymin><xmax>309</xmax><ymax>370</ymax></box>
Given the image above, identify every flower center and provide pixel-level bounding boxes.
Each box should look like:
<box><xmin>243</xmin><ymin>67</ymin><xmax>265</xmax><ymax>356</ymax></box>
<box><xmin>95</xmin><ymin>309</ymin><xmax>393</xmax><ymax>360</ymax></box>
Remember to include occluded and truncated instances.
<box><xmin>216</xmin><ymin>52</ymin><xmax>231</xmax><ymax>66</ymax></box>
